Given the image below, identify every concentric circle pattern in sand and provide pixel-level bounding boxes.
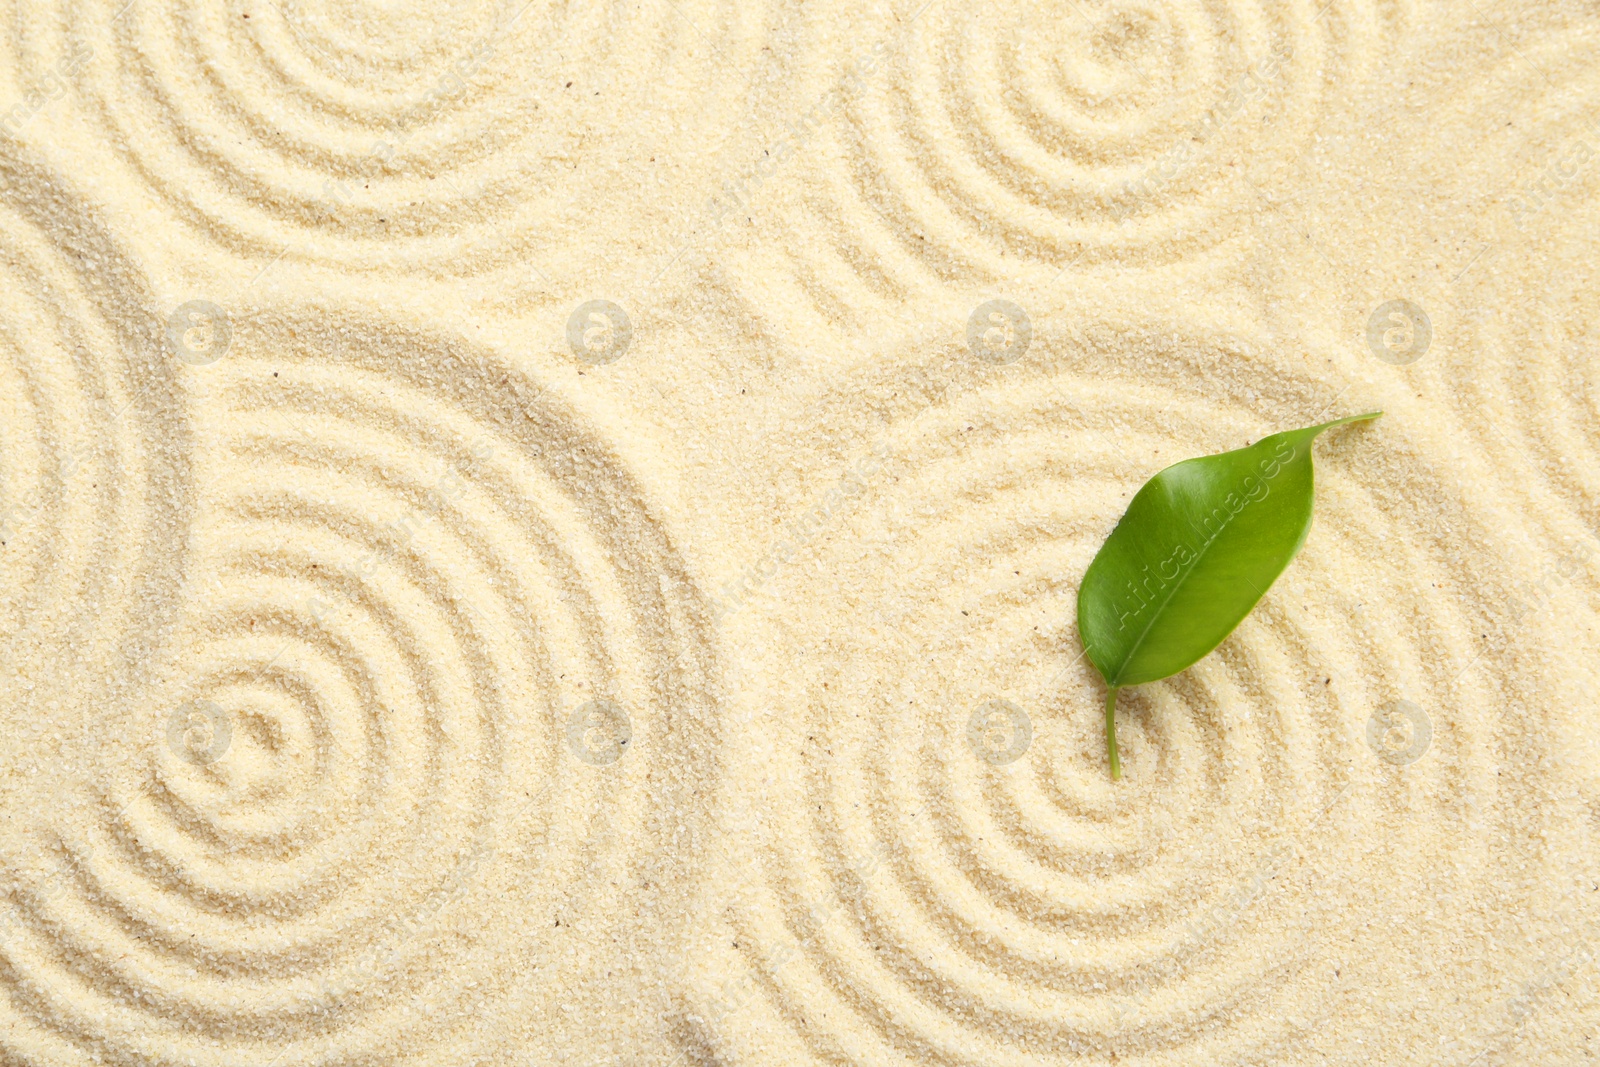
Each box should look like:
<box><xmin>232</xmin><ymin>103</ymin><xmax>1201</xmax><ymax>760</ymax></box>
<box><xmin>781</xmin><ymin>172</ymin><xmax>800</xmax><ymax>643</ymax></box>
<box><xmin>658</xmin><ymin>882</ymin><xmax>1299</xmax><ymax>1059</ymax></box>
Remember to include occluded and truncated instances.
<box><xmin>721</xmin><ymin>0</ymin><xmax>1410</xmax><ymax>342</ymax></box>
<box><xmin>0</xmin><ymin>151</ymin><xmax>190</xmax><ymax>819</ymax></box>
<box><xmin>7</xmin><ymin>0</ymin><xmax>777</xmax><ymax>300</ymax></box>
<box><xmin>3</xmin><ymin>1</ymin><xmax>1600</xmax><ymax>1063</ymax></box>
<box><xmin>679</xmin><ymin>318</ymin><xmax>1591</xmax><ymax>1065</ymax></box>
<box><xmin>0</xmin><ymin>309</ymin><xmax>717</xmax><ymax>1065</ymax></box>
<box><xmin>1424</xmin><ymin>32</ymin><xmax>1600</xmax><ymax>549</ymax></box>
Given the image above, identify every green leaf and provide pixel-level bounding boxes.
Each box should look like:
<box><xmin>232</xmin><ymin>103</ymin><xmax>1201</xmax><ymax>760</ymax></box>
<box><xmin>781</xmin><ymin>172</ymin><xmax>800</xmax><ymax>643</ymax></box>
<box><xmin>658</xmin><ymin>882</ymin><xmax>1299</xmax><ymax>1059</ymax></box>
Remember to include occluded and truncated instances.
<box><xmin>1076</xmin><ymin>412</ymin><xmax>1382</xmax><ymax>780</ymax></box>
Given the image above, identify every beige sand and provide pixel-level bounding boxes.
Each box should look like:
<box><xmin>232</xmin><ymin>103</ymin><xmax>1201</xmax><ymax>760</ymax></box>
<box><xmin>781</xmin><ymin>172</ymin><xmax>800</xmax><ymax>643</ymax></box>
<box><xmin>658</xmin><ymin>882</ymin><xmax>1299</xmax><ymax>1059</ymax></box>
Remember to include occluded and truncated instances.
<box><xmin>1</xmin><ymin>0</ymin><xmax>1598</xmax><ymax>1064</ymax></box>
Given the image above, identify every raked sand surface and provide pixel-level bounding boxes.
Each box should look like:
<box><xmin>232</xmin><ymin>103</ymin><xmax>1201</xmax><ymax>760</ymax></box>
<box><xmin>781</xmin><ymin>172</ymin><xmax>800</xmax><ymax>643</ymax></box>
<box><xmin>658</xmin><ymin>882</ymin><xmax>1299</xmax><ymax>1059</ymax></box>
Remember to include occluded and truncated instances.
<box><xmin>1</xmin><ymin>1</ymin><xmax>1599</xmax><ymax>1064</ymax></box>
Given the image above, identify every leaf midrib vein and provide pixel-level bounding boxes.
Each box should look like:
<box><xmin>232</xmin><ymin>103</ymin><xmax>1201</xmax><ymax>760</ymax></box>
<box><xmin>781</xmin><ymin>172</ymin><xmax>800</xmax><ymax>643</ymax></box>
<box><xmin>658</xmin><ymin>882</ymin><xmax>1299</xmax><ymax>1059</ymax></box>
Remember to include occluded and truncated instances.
<box><xmin>1107</xmin><ymin>503</ymin><xmax>1229</xmax><ymax>686</ymax></box>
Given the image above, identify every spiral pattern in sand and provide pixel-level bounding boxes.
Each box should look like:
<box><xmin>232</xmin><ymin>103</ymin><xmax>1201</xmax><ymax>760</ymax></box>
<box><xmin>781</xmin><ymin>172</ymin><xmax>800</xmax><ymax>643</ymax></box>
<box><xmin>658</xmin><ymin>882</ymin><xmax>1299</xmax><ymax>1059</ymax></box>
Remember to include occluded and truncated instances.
<box><xmin>679</xmin><ymin>317</ymin><xmax>1586</xmax><ymax>1065</ymax></box>
<box><xmin>719</xmin><ymin>0</ymin><xmax>1410</xmax><ymax>343</ymax></box>
<box><xmin>9</xmin><ymin>0</ymin><xmax>776</xmax><ymax>300</ymax></box>
<box><xmin>0</xmin><ymin>309</ymin><xmax>716</xmax><ymax>1065</ymax></box>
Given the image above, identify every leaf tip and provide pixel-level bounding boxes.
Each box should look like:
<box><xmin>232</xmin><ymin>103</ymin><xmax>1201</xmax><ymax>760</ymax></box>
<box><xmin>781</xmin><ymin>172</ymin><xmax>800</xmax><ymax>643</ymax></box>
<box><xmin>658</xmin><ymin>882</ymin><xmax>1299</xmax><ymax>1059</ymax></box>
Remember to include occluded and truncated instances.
<box><xmin>1309</xmin><ymin>410</ymin><xmax>1384</xmax><ymax>436</ymax></box>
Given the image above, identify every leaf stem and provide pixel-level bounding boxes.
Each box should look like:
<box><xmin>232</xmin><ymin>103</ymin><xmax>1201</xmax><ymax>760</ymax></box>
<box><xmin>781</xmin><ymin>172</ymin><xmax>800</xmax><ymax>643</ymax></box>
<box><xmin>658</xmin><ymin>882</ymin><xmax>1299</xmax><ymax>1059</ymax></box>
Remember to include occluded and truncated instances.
<box><xmin>1105</xmin><ymin>686</ymin><xmax>1121</xmax><ymax>781</ymax></box>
